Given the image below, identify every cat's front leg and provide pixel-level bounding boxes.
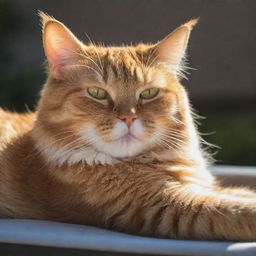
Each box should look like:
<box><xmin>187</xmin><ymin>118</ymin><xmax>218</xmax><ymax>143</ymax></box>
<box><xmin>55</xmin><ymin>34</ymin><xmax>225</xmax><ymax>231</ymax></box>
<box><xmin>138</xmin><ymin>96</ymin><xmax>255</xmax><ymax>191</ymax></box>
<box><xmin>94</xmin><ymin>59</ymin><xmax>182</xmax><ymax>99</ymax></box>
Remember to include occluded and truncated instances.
<box><xmin>105</xmin><ymin>182</ymin><xmax>256</xmax><ymax>241</ymax></box>
<box><xmin>151</xmin><ymin>184</ymin><xmax>256</xmax><ymax>241</ymax></box>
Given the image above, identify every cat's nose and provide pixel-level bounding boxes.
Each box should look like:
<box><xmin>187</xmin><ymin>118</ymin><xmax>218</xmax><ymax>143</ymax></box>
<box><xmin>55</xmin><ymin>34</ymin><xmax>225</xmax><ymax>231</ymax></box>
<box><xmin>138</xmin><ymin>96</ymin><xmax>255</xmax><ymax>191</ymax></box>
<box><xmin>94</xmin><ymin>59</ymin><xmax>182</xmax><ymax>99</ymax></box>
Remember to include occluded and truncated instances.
<box><xmin>119</xmin><ymin>114</ymin><xmax>138</xmax><ymax>128</ymax></box>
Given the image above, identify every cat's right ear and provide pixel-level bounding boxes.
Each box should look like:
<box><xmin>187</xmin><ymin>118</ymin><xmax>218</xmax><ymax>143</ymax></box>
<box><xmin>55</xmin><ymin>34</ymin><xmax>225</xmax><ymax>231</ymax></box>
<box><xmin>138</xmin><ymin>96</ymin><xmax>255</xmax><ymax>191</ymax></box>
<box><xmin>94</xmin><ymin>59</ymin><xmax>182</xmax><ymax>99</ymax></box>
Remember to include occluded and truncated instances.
<box><xmin>39</xmin><ymin>11</ymin><xmax>83</xmax><ymax>79</ymax></box>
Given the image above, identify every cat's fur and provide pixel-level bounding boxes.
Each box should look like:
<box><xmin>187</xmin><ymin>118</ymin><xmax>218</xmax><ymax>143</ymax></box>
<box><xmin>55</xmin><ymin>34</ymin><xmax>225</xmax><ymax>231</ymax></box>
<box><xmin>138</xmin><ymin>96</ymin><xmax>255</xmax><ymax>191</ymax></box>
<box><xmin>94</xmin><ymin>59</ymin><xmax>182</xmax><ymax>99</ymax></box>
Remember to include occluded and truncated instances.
<box><xmin>0</xmin><ymin>12</ymin><xmax>256</xmax><ymax>241</ymax></box>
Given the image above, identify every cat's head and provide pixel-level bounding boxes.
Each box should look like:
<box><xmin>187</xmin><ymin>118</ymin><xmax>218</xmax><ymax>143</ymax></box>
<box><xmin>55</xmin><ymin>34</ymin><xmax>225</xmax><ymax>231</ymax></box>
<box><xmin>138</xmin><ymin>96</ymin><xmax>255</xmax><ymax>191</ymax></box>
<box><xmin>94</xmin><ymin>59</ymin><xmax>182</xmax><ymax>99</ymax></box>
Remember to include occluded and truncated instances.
<box><xmin>33</xmin><ymin>12</ymin><xmax>201</xmax><ymax>166</ymax></box>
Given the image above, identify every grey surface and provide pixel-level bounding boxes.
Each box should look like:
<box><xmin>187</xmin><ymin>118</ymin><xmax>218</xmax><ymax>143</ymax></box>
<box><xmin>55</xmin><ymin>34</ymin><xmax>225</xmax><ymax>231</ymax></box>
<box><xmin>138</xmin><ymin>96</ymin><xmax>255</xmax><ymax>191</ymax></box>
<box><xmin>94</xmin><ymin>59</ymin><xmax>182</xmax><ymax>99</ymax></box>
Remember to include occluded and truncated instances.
<box><xmin>0</xmin><ymin>165</ymin><xmax>256</xmax><ymax>256</ymax></box>
<box><xmin>211</xmin><ymin>165</ymin><xmax>256</xmax><ymax>177</ymax></box>
<box><xmin>0</xmin><ymin>219</ymin><xmax>256</xmax><ymax>256</ymax></box>
<box><xmin>211</xmin><ymin>165</ymin><xmax>256</xmax><ymax>188</ymax></box>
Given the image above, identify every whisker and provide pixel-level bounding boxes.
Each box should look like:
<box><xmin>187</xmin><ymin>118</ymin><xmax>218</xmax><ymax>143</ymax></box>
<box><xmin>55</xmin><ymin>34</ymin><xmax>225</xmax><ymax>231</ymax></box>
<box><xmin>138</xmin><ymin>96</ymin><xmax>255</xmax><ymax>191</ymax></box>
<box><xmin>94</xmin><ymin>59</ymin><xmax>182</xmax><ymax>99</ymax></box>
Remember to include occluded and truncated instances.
<box><xmin>92</xmin><ymin>45</ymin><xmax>104</xmax><ymax>73</ymax></box>
<box><xmin>163</xmin><ymin>132</ymin><xmax>188</xmax><ymax>142</ymax></box>
<box><xmin>83</xmin><ymin>53</ymin><xmax>103</xmax><ymax>75</ymax></box>
<box><xmin>84</xmin><ymin>33</ymin><xmax>104</xmax><ymax>73</ymax></box>
<box><xmin>27</xmin><ymin>133</ymin><xmax>78</xmax><ymax>161</ymax></box>
<box><xmin>69</xmin><ymin>64</ymin><xmax>102</xmax><ymax>78</ymax></box>
<box><xmin>147</xmin><ymin>54</ymin><xmax>159</xmax><ymax>68</ymax></box>
<box><xmin>25</xmin><ymin>130</ymin><xmax>75</xmax><ymax>161</ymax></box>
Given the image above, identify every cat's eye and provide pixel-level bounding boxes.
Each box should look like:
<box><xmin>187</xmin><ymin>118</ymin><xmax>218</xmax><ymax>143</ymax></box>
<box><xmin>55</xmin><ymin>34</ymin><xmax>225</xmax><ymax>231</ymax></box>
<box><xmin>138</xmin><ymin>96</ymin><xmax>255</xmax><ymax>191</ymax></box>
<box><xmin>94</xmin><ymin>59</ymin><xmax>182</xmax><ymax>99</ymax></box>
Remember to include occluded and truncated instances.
<box><xmin>87</xmin><ymin>87</ymin><xmax>108</xmax><ymax>100</ymax></box>
<box><xmin>140</xmin><ymin>88</ymin><xmax>159</xmax><ymax>100</ymax></box>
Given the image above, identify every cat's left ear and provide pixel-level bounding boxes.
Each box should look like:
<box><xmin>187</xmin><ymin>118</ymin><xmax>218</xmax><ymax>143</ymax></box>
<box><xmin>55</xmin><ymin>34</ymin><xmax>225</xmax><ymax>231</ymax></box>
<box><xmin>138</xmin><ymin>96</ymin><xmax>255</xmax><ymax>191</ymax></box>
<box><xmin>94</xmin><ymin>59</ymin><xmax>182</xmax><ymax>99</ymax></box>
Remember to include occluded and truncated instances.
<box><xmin>155</xmin><ymin>19</ymin><xmax>198</xmax><ymax>77</ymax></box>
<box><xmin>39</xmin><ymin>11</ymin><xmax>84</xmax><ymax>79</ymax></box>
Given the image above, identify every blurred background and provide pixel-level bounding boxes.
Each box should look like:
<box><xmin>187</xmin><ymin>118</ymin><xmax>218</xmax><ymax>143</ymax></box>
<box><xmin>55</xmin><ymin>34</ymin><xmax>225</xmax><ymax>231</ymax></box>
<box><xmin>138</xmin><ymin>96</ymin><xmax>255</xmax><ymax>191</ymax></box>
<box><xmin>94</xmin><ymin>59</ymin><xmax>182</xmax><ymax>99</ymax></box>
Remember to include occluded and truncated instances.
<box><xmin>0</xmin><ymin>0</ymin><xmax>255</xmax><ymax>165</ymax></box>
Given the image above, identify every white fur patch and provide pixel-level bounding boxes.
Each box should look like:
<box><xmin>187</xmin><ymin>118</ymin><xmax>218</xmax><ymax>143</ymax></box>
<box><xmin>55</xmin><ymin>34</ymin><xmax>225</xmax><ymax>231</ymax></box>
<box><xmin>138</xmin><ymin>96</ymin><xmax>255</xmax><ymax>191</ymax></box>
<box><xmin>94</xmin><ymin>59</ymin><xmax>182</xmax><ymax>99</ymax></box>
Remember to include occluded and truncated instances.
<box><xmin>130</xmin><ymin>119</ymin><xmax>144</xmax><ymax>138</ymax></box>
<box><xmin>111</xmin><ymin>121</ymin><xmax>128</xmax><ymax>140</ymax></box>
<box><xmin>82</xmin><ymin>120</ymin><xmax>151</xmax><ymax>159</ymax></box>
<box><xmin>35</xmin><ymin>102</ymin><xmax>207</xmax><ymax>168</ymax></box>
<box><xmin>36</xmin><ymin>119</ymin><xmax>154</xmax><ymax>166</ymax></box>
<box><xmin>38</xmin><ymin>142</ymin><xmax>118</xmax><ymax>166</ymax></box>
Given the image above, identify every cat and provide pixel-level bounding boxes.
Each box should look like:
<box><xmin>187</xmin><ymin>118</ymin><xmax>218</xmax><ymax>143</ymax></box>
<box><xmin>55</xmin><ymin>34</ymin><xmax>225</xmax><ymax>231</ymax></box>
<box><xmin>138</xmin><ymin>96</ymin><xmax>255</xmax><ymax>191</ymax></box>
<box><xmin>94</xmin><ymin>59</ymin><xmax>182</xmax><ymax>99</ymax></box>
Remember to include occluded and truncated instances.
<box><xmin>0</xmin><ymin>12</ymin><xmax>256</xmax><ymax>241</ymax></box>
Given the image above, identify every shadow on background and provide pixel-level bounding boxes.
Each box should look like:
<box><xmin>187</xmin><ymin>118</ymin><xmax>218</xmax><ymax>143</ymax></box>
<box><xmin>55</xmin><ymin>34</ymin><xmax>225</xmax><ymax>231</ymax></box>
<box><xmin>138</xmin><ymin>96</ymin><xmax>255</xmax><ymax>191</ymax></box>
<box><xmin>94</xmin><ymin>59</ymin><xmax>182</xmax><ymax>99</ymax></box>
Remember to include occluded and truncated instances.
<box><xmin>0</xmin><ymin>0</ymin><xmax>255</xmax><ymax>165</ymax></box>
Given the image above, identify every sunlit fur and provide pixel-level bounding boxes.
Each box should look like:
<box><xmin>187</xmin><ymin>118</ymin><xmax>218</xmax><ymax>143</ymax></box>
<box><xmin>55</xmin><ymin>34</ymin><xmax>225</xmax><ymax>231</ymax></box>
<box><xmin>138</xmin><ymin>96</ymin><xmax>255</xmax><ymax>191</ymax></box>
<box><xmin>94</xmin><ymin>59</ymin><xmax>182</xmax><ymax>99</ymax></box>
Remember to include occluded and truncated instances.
<box><xmin>1</xmin><ymin>13</ymin><xmax>256</xmax><ymax>241</ymax></box>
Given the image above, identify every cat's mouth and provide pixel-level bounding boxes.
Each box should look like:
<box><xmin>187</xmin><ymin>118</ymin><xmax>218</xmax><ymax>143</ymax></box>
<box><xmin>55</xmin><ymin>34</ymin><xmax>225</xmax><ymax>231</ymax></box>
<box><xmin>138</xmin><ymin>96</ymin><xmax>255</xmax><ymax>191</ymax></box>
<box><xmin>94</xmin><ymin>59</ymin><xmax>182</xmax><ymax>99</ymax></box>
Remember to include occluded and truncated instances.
<box><xmin>112</xmin><ymin>132</ymin><xmax>142</xmax><ymax>143</ymax></box>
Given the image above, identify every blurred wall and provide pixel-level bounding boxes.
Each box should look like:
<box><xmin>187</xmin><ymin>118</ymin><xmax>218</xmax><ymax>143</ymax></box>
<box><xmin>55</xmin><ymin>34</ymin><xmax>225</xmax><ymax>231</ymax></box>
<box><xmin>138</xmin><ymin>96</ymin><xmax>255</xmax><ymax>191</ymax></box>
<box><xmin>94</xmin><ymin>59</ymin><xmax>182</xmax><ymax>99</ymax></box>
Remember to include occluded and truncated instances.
<box><xmin>1</xmin><ymin>0</ymin><xmax>256</xmax><ymax>110</ymax></box>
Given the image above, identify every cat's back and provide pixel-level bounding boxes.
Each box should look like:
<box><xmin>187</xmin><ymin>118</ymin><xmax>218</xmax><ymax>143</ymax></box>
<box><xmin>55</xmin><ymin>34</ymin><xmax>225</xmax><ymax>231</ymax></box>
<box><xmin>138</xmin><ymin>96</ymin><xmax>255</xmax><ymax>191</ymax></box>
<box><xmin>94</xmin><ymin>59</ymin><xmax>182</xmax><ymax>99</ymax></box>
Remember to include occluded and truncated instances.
<box><xmin>0</xmin><ymin>108</ymin><xmax>36</xmax><ymax>150</ymax></box>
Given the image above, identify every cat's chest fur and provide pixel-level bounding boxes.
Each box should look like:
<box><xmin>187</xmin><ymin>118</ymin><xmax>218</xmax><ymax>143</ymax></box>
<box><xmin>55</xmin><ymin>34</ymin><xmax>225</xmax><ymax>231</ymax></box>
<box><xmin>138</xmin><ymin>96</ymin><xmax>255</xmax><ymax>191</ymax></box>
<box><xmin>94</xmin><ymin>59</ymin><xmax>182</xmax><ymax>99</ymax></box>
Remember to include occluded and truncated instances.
<box><xmin>36</xmin><ymin>141</ymin><xmax>188</xmax><ymax>167</ymax></box>
<box><xmin>40</xmin><ymin>144</ymin><xmax>118</xmax><ymax>166</ymax></box>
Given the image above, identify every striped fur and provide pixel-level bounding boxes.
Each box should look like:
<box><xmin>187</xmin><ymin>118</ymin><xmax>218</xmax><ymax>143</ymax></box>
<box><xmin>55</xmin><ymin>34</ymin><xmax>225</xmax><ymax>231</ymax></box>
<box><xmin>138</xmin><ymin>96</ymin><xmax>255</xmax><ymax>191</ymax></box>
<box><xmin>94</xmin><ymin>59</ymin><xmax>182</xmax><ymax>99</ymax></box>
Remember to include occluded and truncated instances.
<box><xmin>0</xmin><ymin>13</ymin><xmax>256</xmax><ymax>241</ymax></box>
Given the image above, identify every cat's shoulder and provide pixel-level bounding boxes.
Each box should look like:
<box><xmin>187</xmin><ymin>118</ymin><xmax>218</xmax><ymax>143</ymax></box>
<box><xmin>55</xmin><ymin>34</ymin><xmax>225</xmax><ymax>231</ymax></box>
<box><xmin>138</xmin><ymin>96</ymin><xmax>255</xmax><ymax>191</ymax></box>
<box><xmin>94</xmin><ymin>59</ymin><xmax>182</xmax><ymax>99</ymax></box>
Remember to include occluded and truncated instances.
<box><xmin>0</xmin><ymin>108</ymin><xmax>36</xmax><ymax>148</ymax></box>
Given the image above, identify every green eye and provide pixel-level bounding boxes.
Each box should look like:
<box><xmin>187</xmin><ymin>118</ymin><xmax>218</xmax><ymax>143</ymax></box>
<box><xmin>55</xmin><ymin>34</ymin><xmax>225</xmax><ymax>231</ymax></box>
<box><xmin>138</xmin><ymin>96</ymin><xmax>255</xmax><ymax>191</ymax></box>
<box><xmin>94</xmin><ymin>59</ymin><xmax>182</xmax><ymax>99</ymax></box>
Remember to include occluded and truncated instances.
<box><xmin>87</xmin><ymin>87</ymin><xmax>108</xmax><ymax>100</ymax></box>
<box><xmin>140</xmin><ymin>88</ymin><xmax>159</xmax><ymax>99</ymax></box>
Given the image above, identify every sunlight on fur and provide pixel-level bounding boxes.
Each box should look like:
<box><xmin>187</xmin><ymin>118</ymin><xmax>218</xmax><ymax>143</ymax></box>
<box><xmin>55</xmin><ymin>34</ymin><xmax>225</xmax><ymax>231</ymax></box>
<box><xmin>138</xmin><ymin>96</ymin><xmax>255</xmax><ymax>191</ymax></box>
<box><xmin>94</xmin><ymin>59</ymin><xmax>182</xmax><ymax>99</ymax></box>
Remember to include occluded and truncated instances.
<box><xmin>0</xmin><ymin>12</ymin><xmax>256</xmax><ymax>241</ymax></box>
<box><xmin>32</xmin><ymin>12</ymin><xmax>202</xmax><ymax>167</ymax></box>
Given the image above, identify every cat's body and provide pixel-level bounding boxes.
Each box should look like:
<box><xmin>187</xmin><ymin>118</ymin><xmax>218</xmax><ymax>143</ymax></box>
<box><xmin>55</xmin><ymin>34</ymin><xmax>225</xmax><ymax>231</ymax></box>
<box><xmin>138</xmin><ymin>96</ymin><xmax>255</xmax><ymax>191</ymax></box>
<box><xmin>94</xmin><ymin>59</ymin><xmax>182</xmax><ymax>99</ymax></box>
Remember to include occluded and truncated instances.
<box><xmin>1</xmin><ymin>13</ymin><xmax>256</xmax><ymax>241</ymax></box>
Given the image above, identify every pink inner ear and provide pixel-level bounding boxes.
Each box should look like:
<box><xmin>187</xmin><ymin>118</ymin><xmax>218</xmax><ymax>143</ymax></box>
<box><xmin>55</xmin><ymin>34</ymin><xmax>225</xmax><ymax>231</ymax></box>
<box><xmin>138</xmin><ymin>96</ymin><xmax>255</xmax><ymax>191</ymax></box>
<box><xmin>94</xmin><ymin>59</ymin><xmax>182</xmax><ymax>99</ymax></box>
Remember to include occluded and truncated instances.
<box><xmin>43</xmin><ymin>22</ymin><xmax>81</xmax><ymax>78</ymax></box>
<box><xmin>47</xmin><ymin>47</ymin><xmax>71</xmax><ymax>77</ymax></box>
<box><xmin>46</xmin><ymin>40</ymin><xmax>81</xmax><ymax>79</ymax></box>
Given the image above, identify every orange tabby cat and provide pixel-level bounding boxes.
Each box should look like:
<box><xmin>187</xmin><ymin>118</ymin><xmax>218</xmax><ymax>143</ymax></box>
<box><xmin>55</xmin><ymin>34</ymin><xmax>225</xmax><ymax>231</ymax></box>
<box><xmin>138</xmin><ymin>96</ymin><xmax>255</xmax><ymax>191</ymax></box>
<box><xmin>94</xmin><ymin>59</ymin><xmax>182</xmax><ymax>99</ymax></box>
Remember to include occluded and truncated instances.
<box><xmin>0</xmin><ymin>12</ymin><xmax>256</xmax><ymax>241</ymax></box>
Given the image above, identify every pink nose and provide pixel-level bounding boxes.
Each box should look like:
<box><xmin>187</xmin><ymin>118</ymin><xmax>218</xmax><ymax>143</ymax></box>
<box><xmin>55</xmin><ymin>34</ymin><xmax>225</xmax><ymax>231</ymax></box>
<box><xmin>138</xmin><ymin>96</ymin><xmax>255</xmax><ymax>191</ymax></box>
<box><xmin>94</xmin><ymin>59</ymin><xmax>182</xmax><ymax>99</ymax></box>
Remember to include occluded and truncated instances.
<box><xmin>119</xmin><ymin>114</ymin><xmax>138</xmax><ymax>128</ymax></box>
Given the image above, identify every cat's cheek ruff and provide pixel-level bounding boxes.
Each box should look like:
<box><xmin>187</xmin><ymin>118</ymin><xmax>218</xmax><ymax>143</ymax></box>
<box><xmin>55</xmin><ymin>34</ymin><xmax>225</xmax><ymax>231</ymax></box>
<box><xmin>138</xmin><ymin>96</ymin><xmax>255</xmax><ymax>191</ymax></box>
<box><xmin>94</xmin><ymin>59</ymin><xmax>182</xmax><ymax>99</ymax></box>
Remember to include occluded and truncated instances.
<box><xmin>33</xmin><ymin>120</ymin><xmax>157</xmax><ymax>166</ymax></box>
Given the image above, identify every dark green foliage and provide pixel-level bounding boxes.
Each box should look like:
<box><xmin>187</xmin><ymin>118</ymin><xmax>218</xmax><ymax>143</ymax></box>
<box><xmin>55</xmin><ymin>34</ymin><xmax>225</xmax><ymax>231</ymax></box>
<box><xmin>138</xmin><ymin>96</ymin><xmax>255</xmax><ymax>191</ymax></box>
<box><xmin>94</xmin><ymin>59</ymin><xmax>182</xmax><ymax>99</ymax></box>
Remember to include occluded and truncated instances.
<box><xmin>200</xmin><ymin>110</ymin><xmax>256</xmax><ymax>166</ymax></box>
<box><xmin>0</xmin><ymin>70</ymin><xmax>44</xmax><ymax>111</ymax></box>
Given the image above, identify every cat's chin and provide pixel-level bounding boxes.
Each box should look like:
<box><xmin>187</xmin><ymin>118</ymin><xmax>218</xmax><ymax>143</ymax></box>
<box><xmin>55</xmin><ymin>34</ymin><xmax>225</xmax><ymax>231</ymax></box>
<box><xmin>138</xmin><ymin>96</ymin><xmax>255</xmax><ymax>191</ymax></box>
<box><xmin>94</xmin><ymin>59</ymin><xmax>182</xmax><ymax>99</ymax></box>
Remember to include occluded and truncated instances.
<box><xmin>112</xmin><ymin>132</ymin><xmax>142</xmax><ymax>143</ymax></box>
<box><xmin>96</xmin><ymin>136</ymin><xmax>147</xmax><ymax>159</ymax></box>
<box><xmin>80</xmin><ymin>124</ymin><xmax>150</xmax><ymax>160</ymax></box>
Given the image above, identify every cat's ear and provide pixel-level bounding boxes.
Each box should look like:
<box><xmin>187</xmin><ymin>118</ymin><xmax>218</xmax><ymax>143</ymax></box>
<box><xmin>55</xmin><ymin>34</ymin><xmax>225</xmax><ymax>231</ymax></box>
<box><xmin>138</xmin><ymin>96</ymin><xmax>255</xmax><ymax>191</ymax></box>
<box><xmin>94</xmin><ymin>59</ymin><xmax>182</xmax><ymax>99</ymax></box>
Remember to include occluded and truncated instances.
<box><xmin>39</xmin><ymin>11</ymin><xmax>83</xmax><ymax>79</ymax></box>
<box><xmin>155</xmin><ymin>19</ymin><xmax>198</xmax><ymax>77</ymax></box>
